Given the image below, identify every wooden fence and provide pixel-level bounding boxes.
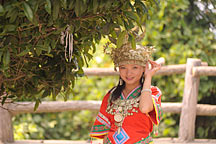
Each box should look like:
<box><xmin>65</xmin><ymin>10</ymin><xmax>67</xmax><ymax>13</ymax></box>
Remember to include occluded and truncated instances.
<box><xmin>1</xmin><ymin>58</ymin><xmax>216</xmax><ymax>143</ymax></box>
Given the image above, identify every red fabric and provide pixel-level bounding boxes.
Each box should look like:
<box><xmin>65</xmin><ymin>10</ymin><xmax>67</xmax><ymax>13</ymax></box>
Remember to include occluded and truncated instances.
<box><xmin>90</xmin><ymin>86</ymin><xmax>162</xmax><ymax>144</ymax></box>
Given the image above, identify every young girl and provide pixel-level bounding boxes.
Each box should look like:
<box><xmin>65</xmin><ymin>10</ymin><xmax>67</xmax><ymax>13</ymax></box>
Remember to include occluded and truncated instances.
<box><xmin>90</xmin><ymin>43</ymin><xmax>162</xmax><ymax>144</ymax></box>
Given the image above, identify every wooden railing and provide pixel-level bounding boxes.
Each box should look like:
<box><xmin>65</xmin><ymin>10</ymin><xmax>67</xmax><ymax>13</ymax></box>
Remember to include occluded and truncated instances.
<box><xmin>1</xmin><ymin>58</ymin><xmax>216</xmax><ymax>143</ymax></box>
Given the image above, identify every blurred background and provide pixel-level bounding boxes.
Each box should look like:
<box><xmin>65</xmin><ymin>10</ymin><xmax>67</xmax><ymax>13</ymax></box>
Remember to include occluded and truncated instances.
<box><xmin>12</xmin><ymin>0</ymin><xmax>216</xmax><ymax>141</ymax></box>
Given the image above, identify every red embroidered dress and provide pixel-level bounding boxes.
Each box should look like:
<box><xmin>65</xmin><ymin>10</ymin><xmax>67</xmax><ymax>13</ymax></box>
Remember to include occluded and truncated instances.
<box><xmin>90</xmin><ymin>85</ymin><xmax>162</xmax><ymax>144</ymax></box>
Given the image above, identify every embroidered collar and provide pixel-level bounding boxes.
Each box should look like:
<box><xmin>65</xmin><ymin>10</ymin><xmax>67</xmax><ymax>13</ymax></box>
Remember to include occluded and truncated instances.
<box><xmin>120</xmin><ymin>85</ymin><xmax>142</xmax><ymax>100</ymax></box>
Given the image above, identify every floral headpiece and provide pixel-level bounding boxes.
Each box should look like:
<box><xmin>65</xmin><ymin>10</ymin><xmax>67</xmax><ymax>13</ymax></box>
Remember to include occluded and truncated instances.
<box><xmin>104</xmin><ymin>28</ymin><xmax>155</xmax><ymax>69</ymax></box>
<box><xmin>110</xmin><ymin>43</ymin><xmax>155</xmax><ymax>69</ymax></box>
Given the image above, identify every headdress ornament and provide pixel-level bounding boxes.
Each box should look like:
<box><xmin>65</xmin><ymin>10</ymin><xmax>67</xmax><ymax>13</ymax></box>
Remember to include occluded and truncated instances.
<box><xmin>110</xmin><ymin>44</ymin><xmax>155</xmax><ymax>68</ymax></box>
<box><xmin>105</xmin><ymin>32</ymin><xmax>155</xmax><ymax>69</ymax></box>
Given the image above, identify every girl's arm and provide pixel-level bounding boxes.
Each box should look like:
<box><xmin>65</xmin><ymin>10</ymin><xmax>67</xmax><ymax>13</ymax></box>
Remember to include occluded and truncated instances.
<box><xmin>139</xmin><ymin>60</ymin><xmax>161</xmax><ymax>113</ymax></box>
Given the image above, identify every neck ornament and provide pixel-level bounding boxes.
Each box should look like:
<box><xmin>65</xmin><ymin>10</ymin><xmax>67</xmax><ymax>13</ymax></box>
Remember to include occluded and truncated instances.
<box><xmin>106</xmin><ymin>96</ymin><xmax>140</xmax><ymax>134</ymax></box>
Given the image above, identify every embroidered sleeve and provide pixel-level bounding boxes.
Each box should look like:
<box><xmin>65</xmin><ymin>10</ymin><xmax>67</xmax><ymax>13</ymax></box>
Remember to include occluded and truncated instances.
<box><xmin>148</xmin><ymin>86</ymin><xmax>163</xmax><ymax>125</ymax></box>
<box><xmin>90</xmin><ymin>92</ymin><xmax>111</xmax><ymax>139</ymax></box>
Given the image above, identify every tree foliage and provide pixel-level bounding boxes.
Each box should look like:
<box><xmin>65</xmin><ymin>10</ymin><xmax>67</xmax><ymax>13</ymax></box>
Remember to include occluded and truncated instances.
<box><xmin>0</xmin><ymin>0</ymin><xmax>158</xmax><ymax>106</ymax></box>
<box><xmin>13</xmin><ymin>39</ymin><xmax>117</xmax><ymax>140</ymax></box>
<box><xmin>143</xmin><ymin>0</ymin><xmax>216</xmax><ymax>138</ymax></box>
<box><xmin>8</xmin><ymin>0</ymin><xmax>216</xmax><ymax>140</ymax></box>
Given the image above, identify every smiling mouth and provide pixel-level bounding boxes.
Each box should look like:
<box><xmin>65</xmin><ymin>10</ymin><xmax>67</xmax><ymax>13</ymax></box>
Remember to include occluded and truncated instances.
<box><xmin>126</xmin><ymin>77</ymin><xmax>134</xmax><ymax>80</ymax></box>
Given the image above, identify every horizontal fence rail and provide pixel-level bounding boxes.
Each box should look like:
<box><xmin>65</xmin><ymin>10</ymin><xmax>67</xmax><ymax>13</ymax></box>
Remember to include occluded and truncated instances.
<box><xmin>83</xmin><ymin>62</ymin><xmax>208</xmax><ymax>76</ymax></box>
<box><xmin>193</xmin><ymin>66</ymin><xmax>216</xmax><ymax>76</ymax></box>
<box><xmin>4</xmin><ymin>101</ymin><xmax>216</xmax><ymax>116</ymax></box>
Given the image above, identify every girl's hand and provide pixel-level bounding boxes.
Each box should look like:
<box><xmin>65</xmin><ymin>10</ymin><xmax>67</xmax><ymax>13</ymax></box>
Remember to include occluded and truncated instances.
<box><xmin>144</xmin><ymin>59</ymin><xmax>161</xmax><ymax>78</ymax></box>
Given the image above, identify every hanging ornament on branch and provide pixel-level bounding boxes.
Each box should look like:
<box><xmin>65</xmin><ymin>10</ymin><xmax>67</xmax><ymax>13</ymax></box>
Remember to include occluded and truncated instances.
<box><xmin>61</xmin><ymin>26</ymin><xmax>73</xmax><ymax>62</ymax></box>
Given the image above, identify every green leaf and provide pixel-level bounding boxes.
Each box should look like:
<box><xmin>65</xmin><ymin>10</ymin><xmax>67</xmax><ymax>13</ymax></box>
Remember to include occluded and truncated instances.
<box><xmin>75</xmin><ymin>55</ymin><xmax>84</xmax><ymax>69</ymax></box>
<box><xmin>83</xmin><ymin>54</ymin><xmax>88</xmax><ymax>67</ymax></box>
<box><xmin>6</xmin><ymin>7</ymin><xmax>15</xmax><ymax>18</ymax></box>
<box><xmin>51</xmin><ymin>39</ymin><xmax>58</xmax><ymax>49</ymax></box>
<box><xmin>86</xmin><ymin>53</ymin><xmax>93</xmax><ymax>61</ymax></box>
<box><xmin>130</xmin><ymin>34</ymin><xmax>136</xmax><ymax>49</ymax></box>
<box><xmin>42</xmin><ymin>90</ymin><xmax>49</xmax><ymax>98</ymax></box>
<box><xmin>117</xmin><ymin>30</ymin><xmax>127</xmax><ymax>48</ymax></box>
<box><xmin>34</xmin><ymin>99</ymin><xmax>40</xmax><ymax>111</ymax></box>
<box><xmin>127</xmin><ymin>19</ymin><xmax>135</xmax><ymax>29</ymax></box>
<box><xmin>1</xmin><ymin>96</ymin><xmax>7</xmax><ymax>105</ymax></box>
<box><xmin>75</xmin><ymin>0</ymin><xmax>82</xmax><ymax>17</ymax></box>
<box><xmin>31</xmin><ymin>0</ymin><xmax>39</xmax><ymax>14</ymax></box>
<box><xmin>93</xmin><ymin>0</ymin><xmax>98</xmax><ymax>14</ymax></box>
<box><xmin>22</xmin><ymin>2</ymin><xmax>34</xmax><ymax>22</ymax></box>
<box><xmin>123</xmin><ymin>20</ymin><xmax>129</xmax><ymax>30</ymax></box>
<box><xmin>36</xmin><ymin>44</ymin><xmax>49</xmax><ymax>52</ymax></box>
<box><xmin>68</xmin><ymin>0</ymin><xmax>75</xmax><ymax>9</ymax></box>
<box><xmin>0</xmin><ymin>4</ymin><xmax>4</xmax><ymax>13</ymax></box>
<box><xmin>45</xmin><ymin>0</ymin><xmax>52</xmax><ymax>15</ymax></box>
<box><xmin>47</xmin><ymin>46</ymin><xmax>51</xmax><ymax>53</ymax></box>
<box><xmin>111</xmin><ymin>30</ymin><xmax>117</xmax><ymax>39</ymax></box>
<box><xmin>61</xmin><ymin>0</ymin><xmax>67</xmax><ymax>9</ymax></box>
<box><xmin>125</xmin><ymin>11</ymin><xmax>138</xmax><ymax>21</ymax></box>
<box><xmin>3</xmin><ymin>50</ymin><xmax>10</xmax><ymax>66</ymax></box>
<box><xmin>17</xmin><ymin>49</ymin><xmax>30</xmax><ymax>56</ymax></box>
<box><xmin>4</xmin><ymin>25</ymin><xmax>16</xmax><ymax>32</ymax></box>
<box><xmin>52</xmin><ymin>0</ymin><xmax>60</xmax><ymax>20</ymax></box>
<box><xmin>0</xmin><ymin>51</ymin><xmax>3</xmax><ymax>62</ymax></box>
<box><xmin>52</xmin><ymin>88</ymin><xmax>57</xmax><ymax>100</ymax></box>
<box><xmin>44</xmin><ymin>53</ymin><xmax>53</xmax><ymax>57</ymax></box>
<box><xmin>139</xmin><ymin>1</ymin><xmax>148</xmax><ymax>14</ymax></box>
<box><xmin>35</xmin><ymin>48</ymin><xmax>42</xmax><ymax>56</ymax></box>
<box><xmin>128</xmin><ymin>2</ymin><xmax>135</xmax><ymax>11</ymax></box>
<box><xmin>153</xmin><ymin>0</ymin><xmax>159</xmax><ymax>7</ymax></box>
<box><xmin>9</xmin><ymin>8</ymin><xmax>18</xmax><ymax>23</ymax></box>
<box><xmin>117</xmin><ymin>17</ymin><xmax>124</xmax><ymax>26</ymax></box>
<box><xmin>92</xmin><ymin>42</ymin><xmax>96</xmax><ymax>53</ymax></box>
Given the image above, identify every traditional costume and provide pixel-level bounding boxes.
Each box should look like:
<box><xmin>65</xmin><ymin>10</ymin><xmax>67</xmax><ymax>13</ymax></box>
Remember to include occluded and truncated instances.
<box><xmin>90</xmin><ymin>42</ymin><xmax>163</xmax><ymax>144</ymax></box>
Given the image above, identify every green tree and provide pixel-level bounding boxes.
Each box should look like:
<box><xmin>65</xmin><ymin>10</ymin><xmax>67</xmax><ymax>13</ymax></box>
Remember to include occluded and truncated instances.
<box><xmin>13</xmin><ymin>38</ymin><xmax>118</xmax><ymax>140</ymax></box>
<box><xmin>143</xmin><ymin>0</ymin><xmax>216</xmax><ymax>138</ymax></box>
<box><xmin>11</xmin><ymin>0</ymin><xmax>216</xmax><ymax>140</ymax></box>
<box><xmin>0</xmin><ymin>0</ymin><xmax>158</xmax><ymax>107</ymax></box>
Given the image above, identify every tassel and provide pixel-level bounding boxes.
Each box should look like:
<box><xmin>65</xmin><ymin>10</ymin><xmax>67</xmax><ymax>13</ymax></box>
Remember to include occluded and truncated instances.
<box><xmin>90</xmin><ymin>137</ymin><xmax>93</xmax><ymax>144</ymax></box>
<box><xmin>117</xmin><ymin>127</ymin><xmax>121</xmax><ymax>134</ymax></box>
<box><xmin>63</xmin><ymin>26</ymin><xmax>73</xmax><ymax>62</ymax></box>
<box><xmin>64</xmin><ymin>30</ymin><xmax>68</xmax><ymax>61</ymax></box>
<box><xmin>154</xmin><ymin>125</ymin><xmax>159</xmax><ymax>136</ymax></box>
<box><xmin>68</xmin><ymin>33</ymin><xmax>73</xmax><ymax>62</ymax></box>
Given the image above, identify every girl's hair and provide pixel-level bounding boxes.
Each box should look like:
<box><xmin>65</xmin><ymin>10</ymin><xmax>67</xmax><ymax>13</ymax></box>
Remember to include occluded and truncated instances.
<box><xmin>111</xmin><ymin>73</ymin><xmax>144</xmax><ymax>101</ymax></box>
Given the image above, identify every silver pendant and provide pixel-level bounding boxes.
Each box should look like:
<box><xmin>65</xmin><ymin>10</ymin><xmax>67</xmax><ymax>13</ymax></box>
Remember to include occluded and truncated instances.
<box><xmin>114</xmin><ymin>113</ymin><xmax>123</xmax><ymax>122</ymax></box>
<box><xmin>118</xmin><ymin>106</ymin><xmax>123</xmax><ymax>112</ymax></box>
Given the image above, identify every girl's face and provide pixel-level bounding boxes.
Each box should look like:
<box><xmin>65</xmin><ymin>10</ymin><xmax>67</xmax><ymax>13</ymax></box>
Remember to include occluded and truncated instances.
<box><xmin>119</xmin><ymin>63</ymin><xmax>144</xmax><ymax>86</ymax></box>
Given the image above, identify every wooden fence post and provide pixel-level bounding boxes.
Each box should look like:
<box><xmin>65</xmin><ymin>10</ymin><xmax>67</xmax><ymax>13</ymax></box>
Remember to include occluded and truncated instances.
<box><xmin>178</xmin><ymin>58</ymin><xmax>201</xmax><ymax>142</ymax></box>
<box><xmin>0</xmin><ymin>104</ymin><xmax>14</xmax><ymax>143</ymax></box>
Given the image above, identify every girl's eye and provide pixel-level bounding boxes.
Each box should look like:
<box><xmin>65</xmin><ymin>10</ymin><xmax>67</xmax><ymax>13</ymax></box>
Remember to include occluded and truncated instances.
<box><xmin>120</xmin><ymin>67</ymin><xmax>126</xmax><ymax>69</ymax></box>
<box><xmin>133</xmin><ymin>67</ymin><xmax>138</xmax><ymax>69</ymax></box>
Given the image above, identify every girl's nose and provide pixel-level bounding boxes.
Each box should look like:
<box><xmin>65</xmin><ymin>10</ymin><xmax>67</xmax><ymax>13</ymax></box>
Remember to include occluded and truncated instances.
<box><xmin>126</xmin><ymin>69</ymin><xmax>133</xmax><ymax>76</ymax></box>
